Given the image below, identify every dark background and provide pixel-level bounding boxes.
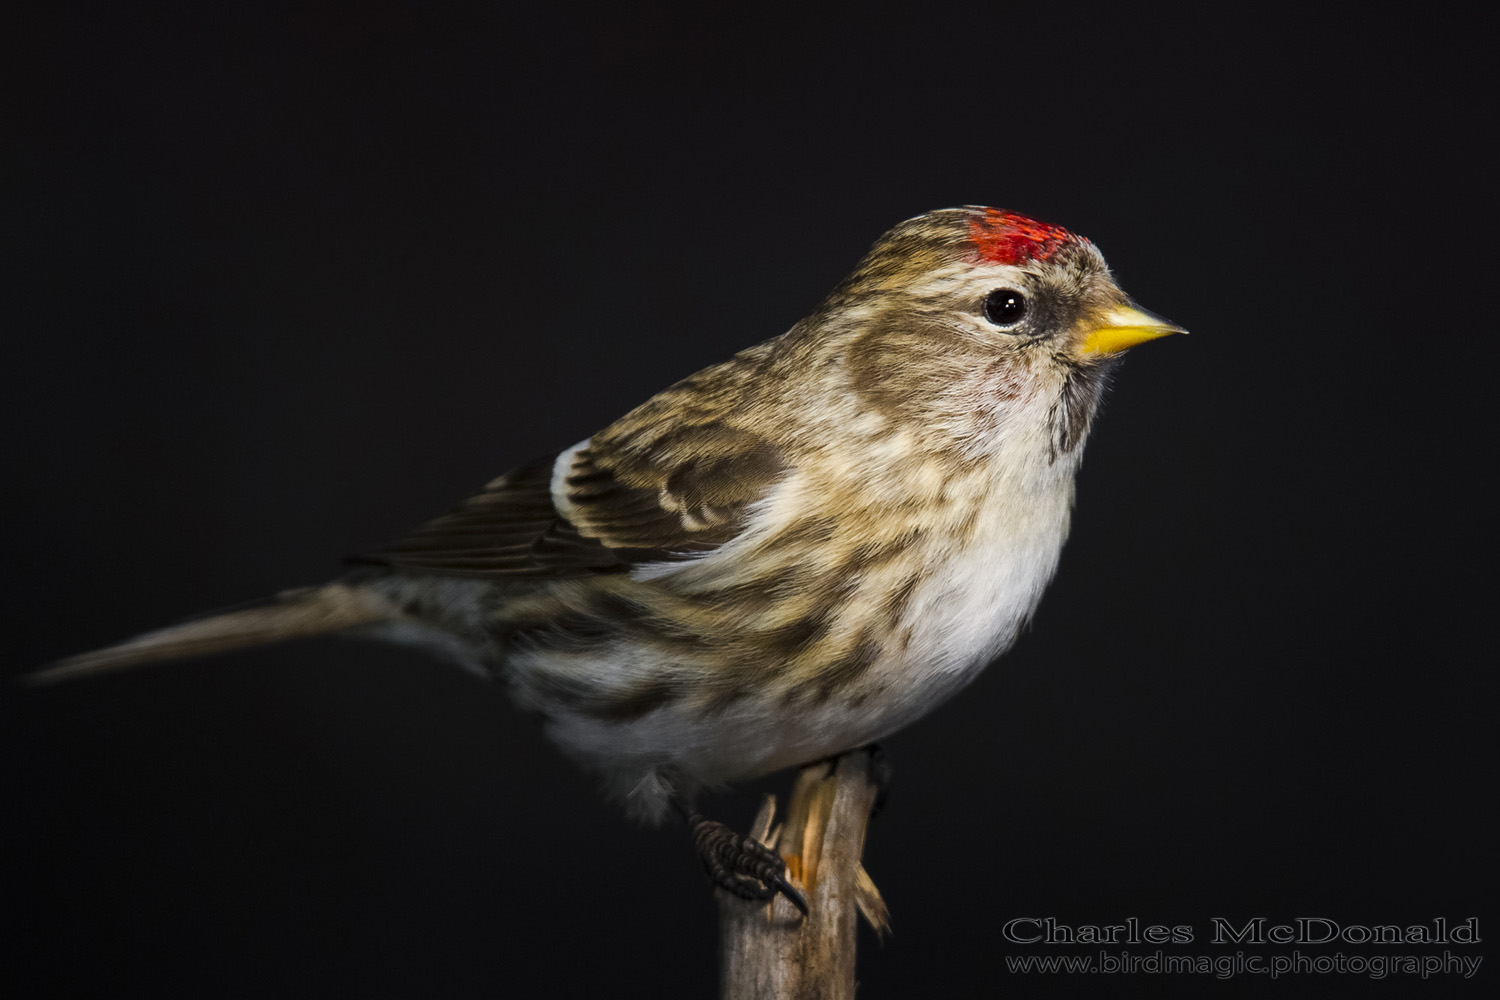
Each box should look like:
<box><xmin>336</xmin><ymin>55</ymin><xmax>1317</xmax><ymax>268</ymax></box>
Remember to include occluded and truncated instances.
<box><xmin>4</xmin><ymin>3</ymin><xmax>1492</xmax><ymax>997</ymax></box>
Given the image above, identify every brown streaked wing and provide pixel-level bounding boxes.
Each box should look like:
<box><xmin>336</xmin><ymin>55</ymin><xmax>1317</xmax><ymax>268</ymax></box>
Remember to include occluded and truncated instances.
<box><xmin>349</xmin><ymin>455</ymin><xmax>621</xmax><ymax>577</ymax></box>
<box><xmin>352</xmin><ymin>428</ymin><xmax>786</xmax><ymax>578</ymax></box>
<box><xmin>563</xmin><ymin>425</ymin><xmax>785</xmax><ymax>555</ymax></box>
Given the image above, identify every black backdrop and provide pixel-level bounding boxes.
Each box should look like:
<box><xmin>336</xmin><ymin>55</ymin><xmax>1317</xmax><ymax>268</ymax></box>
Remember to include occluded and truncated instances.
<box><xmin>5</xmin><ymin>4</ymin><xmax>1492</xmax><ymax>998</ymax></box>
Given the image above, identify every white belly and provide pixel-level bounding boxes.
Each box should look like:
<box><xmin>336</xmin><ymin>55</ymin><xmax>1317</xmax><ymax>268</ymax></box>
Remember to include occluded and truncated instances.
<box><xmin>525</xmin><ymin>472</ymin><xmax>1076</xmax><ymax>822</ymax></box>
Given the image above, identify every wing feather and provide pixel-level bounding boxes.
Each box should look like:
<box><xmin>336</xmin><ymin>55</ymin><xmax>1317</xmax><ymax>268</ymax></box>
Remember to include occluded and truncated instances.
<box><xmin>353</xmin><ymin>424</ymin><xmax>785</xmax><ymax>578</ymax></box>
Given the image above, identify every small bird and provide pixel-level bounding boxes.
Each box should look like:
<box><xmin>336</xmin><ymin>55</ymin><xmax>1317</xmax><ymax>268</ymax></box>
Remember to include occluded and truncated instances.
<box><xmin>34</xmin><ymin>206</ymin><xmax>1183</xmax><ymax>910</ymax></box>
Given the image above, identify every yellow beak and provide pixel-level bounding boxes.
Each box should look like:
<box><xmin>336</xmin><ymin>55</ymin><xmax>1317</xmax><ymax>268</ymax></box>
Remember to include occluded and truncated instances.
<box><xmin>1081</xmin><ymin>302</ymin><xmax>1188</xmax><ymax>355</ymax></box>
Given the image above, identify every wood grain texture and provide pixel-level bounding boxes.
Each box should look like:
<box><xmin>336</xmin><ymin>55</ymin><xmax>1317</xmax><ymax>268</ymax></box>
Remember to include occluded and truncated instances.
<box><xmin>718</xmin><ymin>750</ymin><xmax>888</xmax><ymax>1000</ymax></box>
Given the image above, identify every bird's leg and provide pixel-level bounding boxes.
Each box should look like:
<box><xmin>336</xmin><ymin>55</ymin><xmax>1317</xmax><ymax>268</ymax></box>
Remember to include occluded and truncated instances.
<box><xmin>863</xmin><ymin>743</ymin><xmax>894</xmax><ymax>818</ymax></box>
<box><xmin>673</xmin><ymin>794</ymin><xmax>808</xmax><ymax>915</ymax></box>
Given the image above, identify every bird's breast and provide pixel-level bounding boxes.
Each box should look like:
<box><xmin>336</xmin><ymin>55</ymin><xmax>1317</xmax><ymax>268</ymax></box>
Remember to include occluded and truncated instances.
<box><xmin>496</xmin><ymin>433</ymin><xmax>1081</xmax><ymax>797</ymax></box>
<box><xmin>857</xmin><ymin>469</ymin><xmax>1077</xmax><ymax>722</ymax></box>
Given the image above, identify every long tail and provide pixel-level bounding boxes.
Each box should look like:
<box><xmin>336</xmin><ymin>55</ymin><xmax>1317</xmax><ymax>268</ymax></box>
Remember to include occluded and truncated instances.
<box><xmin>25</xmin><ymin>583</ymin><xmax>402</xmax><ymax>685</ymax></box>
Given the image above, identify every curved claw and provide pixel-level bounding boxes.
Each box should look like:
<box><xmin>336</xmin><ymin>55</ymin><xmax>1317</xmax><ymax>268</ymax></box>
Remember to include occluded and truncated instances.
<box><xmin>765</xmin><ymin>870</ymin><xmax>809</xmax><ymax>915</ymax></box>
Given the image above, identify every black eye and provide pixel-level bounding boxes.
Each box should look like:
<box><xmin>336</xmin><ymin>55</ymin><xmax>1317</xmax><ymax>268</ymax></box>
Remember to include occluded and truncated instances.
<box><xmin>983</xmin><ymin>288</ymin><xmax>1028</xmax><ymax>327</ymax></box>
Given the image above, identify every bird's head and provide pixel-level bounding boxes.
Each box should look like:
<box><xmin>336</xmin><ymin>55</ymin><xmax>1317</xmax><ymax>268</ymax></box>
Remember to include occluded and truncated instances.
<box><xmin>799</xmin><ymin>206</ymin><xmax>1185</xmax><ymax>459</ymax></box>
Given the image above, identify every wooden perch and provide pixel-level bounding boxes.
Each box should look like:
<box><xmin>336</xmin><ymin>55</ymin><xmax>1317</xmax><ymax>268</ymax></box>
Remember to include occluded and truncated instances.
<box><xmin>717</xmin><ymin>749</ymin><xmax>890</xmax><ymax>1000</ymax></box>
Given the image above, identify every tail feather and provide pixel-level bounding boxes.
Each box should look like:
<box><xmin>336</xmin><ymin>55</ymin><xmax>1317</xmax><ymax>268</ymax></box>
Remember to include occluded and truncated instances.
<box><xmin>26</xmin><ymin>583</ymin><xmax>401</xmax><ymax>685</ymax></box>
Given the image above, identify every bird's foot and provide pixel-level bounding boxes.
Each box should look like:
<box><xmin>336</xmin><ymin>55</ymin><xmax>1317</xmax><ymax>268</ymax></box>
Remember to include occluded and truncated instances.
<box><xmin>686</xmin><ymin>810</ymin><xmax>808</xmax><ymax>915</ymax></box>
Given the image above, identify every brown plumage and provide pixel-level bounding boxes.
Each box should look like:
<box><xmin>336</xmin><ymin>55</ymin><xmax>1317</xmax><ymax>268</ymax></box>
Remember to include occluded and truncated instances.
<box><xmin>35</xmin><ymin>208</ymin><xmax>1184</xmax><ymax>893</ymax></box>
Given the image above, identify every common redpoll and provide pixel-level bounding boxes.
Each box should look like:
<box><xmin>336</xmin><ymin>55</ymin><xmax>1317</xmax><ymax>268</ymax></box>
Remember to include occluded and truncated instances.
<box><xmin>35</xmin><ymin>206</ymin><xmax>1184</xmax><ymax>909</ymax></box>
